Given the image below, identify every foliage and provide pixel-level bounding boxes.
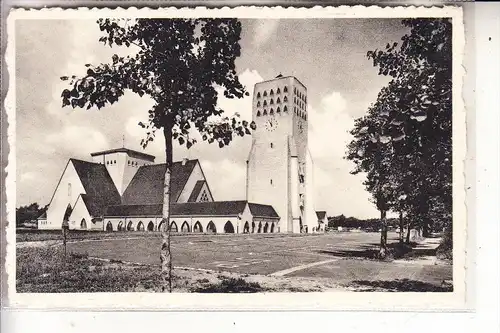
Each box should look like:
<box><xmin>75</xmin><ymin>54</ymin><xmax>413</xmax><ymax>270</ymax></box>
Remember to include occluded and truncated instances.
<box><xmin>345</xmin><ymin>19</ymin><xmax>453</xmax><ymax>253</ymax></box>
<box><xmin>192</xmin><ymin>277</ymin><xmax>265</xmax><ymax>293</ymax></box>
<box><xmin>16</xmin><ymin>203</ymin><xmax>47</xmax><ymax>227</ymax></box>
<box><xmin>60</xmin><ymin>18</ymin><xmax>255</xmax><ymax>149</ymax></box>
<box><xmin>60</xmin><ymin>18</ymin><xmax>253</xmax><ymax>292</ymax></box>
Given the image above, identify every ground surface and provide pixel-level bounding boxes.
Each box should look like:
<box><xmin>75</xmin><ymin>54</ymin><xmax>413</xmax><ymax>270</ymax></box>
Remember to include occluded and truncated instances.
<box><xmin>60</xmin><ymin>231</ymin><xmax>452</xmax><ymax>290</ymax></box>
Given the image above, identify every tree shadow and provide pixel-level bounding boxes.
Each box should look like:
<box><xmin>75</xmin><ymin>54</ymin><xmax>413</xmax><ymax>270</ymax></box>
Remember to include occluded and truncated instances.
<box><xmin>191</xmin><ymin>277</ymin><xmax>266</xmax><ymax>293</ymax></box>
<box><xmin>351</xmin><ymin>279</ymin><xmax>453</xmax><ymax>292</ymax></box>
<box><xmin>317</xmin><ymin>242</ymin><xmax>438</xmax><ymax>260</ymax></box>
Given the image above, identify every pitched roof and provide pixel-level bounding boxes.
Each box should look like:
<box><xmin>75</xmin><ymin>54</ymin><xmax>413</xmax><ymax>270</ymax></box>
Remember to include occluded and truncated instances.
<box><xmin>187</xmin><ymin>180</ymin><xmax>205</xmax><ymax>202</ymax></box>
<box><xmin>316</xmin><ymin>211</ymin><xmax>327</xmax><ymax>220</ymax></box>
<box><xmin>70</xmin><ymin>159</ymin><xmax>122</xmax><ymax>216</ymax></box>
<box><xmin>248</xmin><ymin>203</ymin><xmax>280</xmax><ymax>218</ymax></box>
<box><xmin>37</xmin><ymin>211</ymin><xmax>47</xmax><ymax>219</ymax></box>
<box><xmin>90</xmin><ymin>148</ymin><xmax>155</xmax><ymax>162</ymax></box>
<box><xmin>104</xmin><ymin>201</ymin><xmax>280</xmax><ymax>219</ymax></box>
<box><xmin>121</xmin><ymin>159</ymin><xmax>198</xmax><ymax>205</ymax></box>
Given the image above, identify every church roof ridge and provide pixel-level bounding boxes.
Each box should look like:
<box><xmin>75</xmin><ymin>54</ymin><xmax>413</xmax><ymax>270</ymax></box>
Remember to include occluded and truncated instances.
<box><xmin>255</xmin><ymin>75</ymin><xmax>307</xmax><ymax>90</ymax></box>
<box><xmin>90</xmin><ymin>147</ymin><xmax>155</xmax><ymax>162</ymax></box>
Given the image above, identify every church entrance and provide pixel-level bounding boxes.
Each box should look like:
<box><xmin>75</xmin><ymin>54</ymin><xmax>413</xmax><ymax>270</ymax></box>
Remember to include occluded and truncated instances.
<box><xmin>147</xmin><ymin>221</ymin><xmax>154</xmax><ymax>231</ymax></box>
<box><xmin>193</xmin><ymin>221</ymin><xmax>203</xmax><ymax>233</ymax></box>
<box><xmin>207</xmin><ymin>221</ymin><xmax>217</xmax><ymax>234</ymax></box>
<box><xmin>106</xmin><ymin>221</ymin><xmax>113</xmax><ymax>232</ymax></box>
<box><xmin>80</xmin><ymin>218</ymin><xmax>87</xmax><ymax>230</ymax></box>
<box><xmin>137</xmin><ymin>222</ymin><xmax>144</xmax><ymax>231</ymax></box>
<box><xmin>181</xmin><ymin>221</ymin><xmax>190</xmax><ymax>233</ymax></box>
<box><xmin>243</xmin><ymin>222</ymin><xmax>250</xmax><ymax>233</ymax></box>
<box><xmin>224</xmin><ymin>221</ymin><xmax>235</xmax><ymax>233</ymax></box>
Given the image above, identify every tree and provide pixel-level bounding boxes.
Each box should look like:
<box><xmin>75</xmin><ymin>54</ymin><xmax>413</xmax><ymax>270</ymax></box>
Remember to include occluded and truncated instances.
<box><xmin>346</xmin><ymin>18</ymin><xmax>452</xmax><ymax>257</ymax></box>
<box><xmin>60</xmin><ymin>18</ymin><xmax>255</xmax><ymax>291</ymax></box>
<box><xmin>16</xmin><ymin>203</ymin><xmax>47</xmax><ymax>227</ymax></box>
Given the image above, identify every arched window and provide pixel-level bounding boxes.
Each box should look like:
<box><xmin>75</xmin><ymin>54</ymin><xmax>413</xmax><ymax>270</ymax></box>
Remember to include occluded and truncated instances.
<box><xmin>252</xmin><ymin>221</ymin><xmax>256</xmax><ymax>233</ymax></box>
<box><xmin>244</xmin><ymin>222</ymin><xmax>250</xmax><ymax>233</ymax></box>
<box><xmin>263</xmin><ymin>91</ymin><xmax>267</xmax><ymax>97</ymax></box>
<box><xmin>294</xmin><ymin>97</ymin><xmax>297</xmax><ymax>104</ymax></box>
<box><xmin>207</xmin><ymin>221</ymin><xmax>217</xmax><ymax>234</ymax></box>
<box><xmin>284</xmin><ymin>86</ymin><xmax>288</xmax><ymax>93</ymax></box>
<box><xmin>181</xmin><ymin>221</ymin><xmax>190</xmax><ymax>233</ymax></box>
<box><xmin>294</xmin><ymin>87</ymin><xmax>296</xmax><ymax>94</ymax></box>
<box><xmin>277</xmin><ymin>88</ymin><xmax>281</xmax><ymax>94</ymax></box>
<box><xmin>276</xmin><ymin>107</ymin><xmax>281</xmax><ymax>114</ymax></box>
<box><xmin>270</xmin><ymin>143</ymin><xmax>273</xmax><ymax>148</ymax></box>
<box><xmin>257</xmin><ymin>101</ymin><xmax>261</xmax><ymax>107</ymax></box>
<box><xmin>224</xmin><ymin>221</ymin><xmax>235</xmax><ymax>233</ymax></box>
<box><xmin>270</xmin><ymin>108</ymin><xmax>274</xmax><ymax>115</ymax></box>
<box><xmin>283</xmin><ymin>105</ymin><xmax>288</xmax><ymax>112</ymax></box>
<box><xmin>263</xmin><ymin>222</ymin><xmax>269</xmax><ymax>233</ymax></box>
<box><xmin>80</xmin><ymin>218</ymin><xmax>87</xmax><ymax>230</ymax></box>
<box><xmin>270</xmin><ymin>223</ymin><xmax>275</xmax><ymax>233</ymax></box>
<box><xmin>276</xmin><ymin>97</ymin><xmax>281</xmax><ymax>103</ymax></box>
<box><xmin>305</xmin><ymin>114</ymin><xmax>307</xmax><ymax>121</ymax></box>
<box><xmin>127</xmin><ymin>221</ymin><xmax>134</xmax><ymax>231</ymax></box>
<box><xmin>157</xmin><ymin>221</ymin><xmax>165</xmax><ymax>232</ymax></box>
<box><xmin>147</xmin><ymin>221</ymin><xmax>154</xmax><ymax>231</ymax></box>
<box><xmin>257</xmin><ymin>92</ymin><xmax>261</xmax><ymax>98</ymax></box>
<box><xmin>137</xmin><ymin>221</ymin><xmax>144</xmax><ymax>231</ymax></box>
<box><xmin>263</xmin><ymin>109</ymin><xmax>268</xmax><ymax>115</ymax></box>
<box><xmin>170</xmin><ymin>221</ymin><xmax>178</xmax><ymax>233</ymax></box>
<box><xmin>270</xmin><ymin>99</ymin><xmax>274</xmax><ymax>105</ymax></box>
<box><xmin>106</xmin><ymin>221</ymin><xmax>113</xmax><ymax>232</ymax></box>
<box><xmin>257</xmin><ymin>222</ymin><xmax>262</xmax><ymax>233</ymax></box>
<box><xmin>284</xmin><ymin>96</ymin><xmax>288</xmax><ymax>102</ymax></box>
<box><xmin>257</xmin><ymin>110</ymin><xmax>261</xmax><ymax>117</ymax></box>
<box><xmin>193</xmin><ymin>221</ymin><xmax>203</xmax><ymax>233</ymax></box>
<box><xmin>117</xmin><ymin>221</ymin><xmax>124</xmax><ymax>231</ymax></box>
<box><xmin>270</xmin><ymin>89</ymin><xmax>274</xmax><ymax>95</ymax></box>
<box><xmin>263</xmin><ymin>100</ymin><xmax>267</xmax><ymax>106</ymax></box>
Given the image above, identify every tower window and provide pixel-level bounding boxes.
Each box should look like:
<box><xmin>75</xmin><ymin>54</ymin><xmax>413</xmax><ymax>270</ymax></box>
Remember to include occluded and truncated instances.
<box><xmin>270</xmin><ymin>89</ymin><xmax>274</xmax><ymax>95</ymax></box>
<box><xmin>263</xmin><ymin>100</ymin><xmax>267</xmax><ymax>106</ymax></box>
<box><xmin>277</xmin><ymin>106</ymin><xmax>281</xmax><ymax>113</ymax></box>
<box><xmin>270</xmin><ymin>99</ymin><xmax>274</xmax><ymax>105</ymax></box>
<box><xmin>257</xmin><ymin>101</ymin><xmax>261</xmax><ymax>107</ymax></box>
<box><xmin>270</xmin><ymin>179</ymin><xmax>273</xmax><ymax>185</ymax></box>
<box><xmin>284</xmin><ymin>105</ymin><xmax>288</xmax><ymax>112</ymax></box>
<box><xmin>263</xmin><ymin>91</ymin><xmax>267</xmax><ymax>97</ymax></box>
<box><xmin>68</xmin><ymin>183</ymin><xmax>72</xmax><ymax>197</ymax></box>
<box><xmin>263</xmin><ymin>109</ymin><xmax>268</xmax><ymax>115</ymax></box>
<box><xmin>257</xmin><ymin>92</ymin><xmax>261</xmax><ymax>98</ymax></box>
<box><xmin>305</xmin><ymin>114</ymin><xmax>307</xmax><ymax>121</ymax></box>
<box><xmin>294</xmin><ymin>87</ymin><xmax>296</xmax><ymax>94</ymax></box>
<box><xmin>106</xmin><ymin>161</ymin><xmax>109</xmax><ymax>165</ymax></box>
<box><xmin>276</xmin><ymin>97</ymin><xmax>281</xmax><ymax>103</ymax></box>
<box><xmin>284</xmin><ymin>86</ymin><xmax>288</xmax><ymax>93</ymax></box>
<box><xmin>270</xmin><ymin>108</ymin><xmax>274</xmax><ymax>115</ymax></box>
<box><xmin>294</xmin><ymin>97</ymin><xmax>297</xmax><ymax>104</ymax></box>
<box><xmin>257</xmin><ymin>110</ymin><xmax>261</xmax><ymax>117</ymax></box>
<box><xmin>284</xmin><ymin>96</ymin><xmax>288</xmax><ymax>102</ymax></box>
<box><xmin>277</xmin><ymin>88</ymin><xmax>281</xmax><ymax>94</ymax></box>
<box><xmin>270</xmin><ymin>143</ymin><xmax>273</xmax><ymax>148</ymax></box>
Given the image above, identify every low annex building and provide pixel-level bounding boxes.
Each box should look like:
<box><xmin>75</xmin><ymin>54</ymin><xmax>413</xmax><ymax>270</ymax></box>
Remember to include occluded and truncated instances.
<box><xmin>37</xmin><ymin>147</ymin><xmax>279</xmax><ymax>234</ymax></box>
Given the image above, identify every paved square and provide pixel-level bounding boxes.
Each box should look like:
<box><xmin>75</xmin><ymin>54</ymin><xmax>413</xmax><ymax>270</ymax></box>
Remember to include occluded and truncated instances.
<box><xmin>67</xmin><ymin>232</ymin><xmax>452</xmax><ymax>286</ymax></box>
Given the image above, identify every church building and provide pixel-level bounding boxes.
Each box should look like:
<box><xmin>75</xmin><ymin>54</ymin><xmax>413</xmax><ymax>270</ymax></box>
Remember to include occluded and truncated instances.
<box><xmin>37</xmin><ymin>75</ymin><xmax>326</xmax><ymax>234</ymax></box>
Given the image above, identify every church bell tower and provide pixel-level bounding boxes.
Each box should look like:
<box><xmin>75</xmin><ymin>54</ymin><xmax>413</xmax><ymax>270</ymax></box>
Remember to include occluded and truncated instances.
<box><xmin>246</xmin><ymin>75</ymin><xmax>310</xmax><ymax>233</ymax></box>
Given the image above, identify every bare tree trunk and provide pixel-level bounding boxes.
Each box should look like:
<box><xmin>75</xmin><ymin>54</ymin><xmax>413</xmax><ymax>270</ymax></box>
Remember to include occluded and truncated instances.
<box><xmin>399</xmin><ymin>210</ymin><xmax>404</xmax><ymax>243</ymax></box>
<box><xmin>406</xmin><ymin>218</ymin><xmax>411</xmax><ymax>244</ymax></box>
<box><xmin>160</xmin><ymin>125</ymin><xmax>173</xmax><ymax>292</ymax></box>
<box><xmin>379</xmin><ymin>210</ymin><xmax>388</xmax><ymax>258</ymax></box>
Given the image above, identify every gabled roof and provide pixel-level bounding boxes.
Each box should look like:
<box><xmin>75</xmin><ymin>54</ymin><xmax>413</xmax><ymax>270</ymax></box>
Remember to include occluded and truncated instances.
<box><xmin>121</xmin><ymin>159</ymin><xmax>198</xmax><ymax>205</ymax></box>
<box><xmin>37</xmin><ymin>211</ymin><xmax>47</xmax><ymax>220</ymax></box>
<box><xmin>104</xmin><ymin>200</ymin><xmax>280</xmax><ymax>219</ymax></box>
<box><xmin>248</xmin><ymin>203</ymin><xmax>279</xmax><ymax>218</ymax></box>
<box><xmin>187</xmin><ymin>180</ymin><xmax>206</xmax><ymax>202</ymax></box>
<box><xmin>316</xmin><ymin>211</ymin><xmax>327</xmax><ymax>220</ymax></box>
<box><xmin>70</xmin><ymin>159</ymin><xmax>122</xmax><ymax>216</ymax></box>
<box><xmin>90</xmin><ymin>148</ymin><xmax>155</xmax><ymax>162</ymax></box>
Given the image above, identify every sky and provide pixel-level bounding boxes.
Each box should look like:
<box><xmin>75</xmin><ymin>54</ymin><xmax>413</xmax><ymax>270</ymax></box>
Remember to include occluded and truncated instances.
<box><xmin>15</xmin><ymin>18</ymin><xmax>408</xmax><ymax>219</ymax></box>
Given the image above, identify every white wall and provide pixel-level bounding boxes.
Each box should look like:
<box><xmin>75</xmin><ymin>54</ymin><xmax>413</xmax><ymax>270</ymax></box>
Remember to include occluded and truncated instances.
<box><xmin>304</xmin><ymin>149</ymin><xmax>317</xmax><ymax>234</ymax></box>
<box><xmin>177</xmin><ymin>161</ymin><xmax>205</xmax><ymax>203</ymax></box>
<box><xmin>44</xmin><ymin>161</ymin><xmax>86</xmax><ymax>230</ymax></box>
<box><xmin>69</xmin><ymin>195</ymin><xmax>92</xmax><ymax>230</ymax></box>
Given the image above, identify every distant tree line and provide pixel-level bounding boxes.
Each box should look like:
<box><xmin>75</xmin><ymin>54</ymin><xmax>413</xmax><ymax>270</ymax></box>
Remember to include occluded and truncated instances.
<box><xmin>16</xmin><ymin>203</ymin><xmax>47</xmax><ymax>227</ymax></box>
<box><xmin>345</xmin><ymin>19</ymin><xmax>452</xmax><ymax>258</ymax></box>
<box><xmin>327</xmin><ymin>214</ymin><xmax>400</xmax><ymax>231</ymax></box>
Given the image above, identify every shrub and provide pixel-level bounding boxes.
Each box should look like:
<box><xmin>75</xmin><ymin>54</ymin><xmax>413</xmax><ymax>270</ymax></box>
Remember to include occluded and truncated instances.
<box><xmin>436</xmin><ymin>224</ymin><xmax>452</xmax><ymax>260</ymax></box>
<box><xmin>192</xmin><ymin>277</ymin><xmax>264</xmax><ymax>293</ymax></box>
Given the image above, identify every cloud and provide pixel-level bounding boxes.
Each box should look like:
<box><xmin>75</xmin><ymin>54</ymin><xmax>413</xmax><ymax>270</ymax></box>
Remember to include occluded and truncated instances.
<box><xmin>45</xmin><ymin>125</ymin><xmax>109</xmax><ymax>155</ymax></box>
<box><xmin>20</xmin><ymin>172</ymin><xmax>37</xmax><ymax>182</ymax></box>
<box><xmin>252</xmin><ymin>20</ymin><xmax>280</xmax><ymax>48</ymax></box>
<box><xmin>308</xmin><ymin>91</ymin><xmax>379</xmax><ymax>219</ymax></box>
<box><xmin>201</xmin><ymin>159</ymin><xmax>247</xmax><ymax>201</ymax></box>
